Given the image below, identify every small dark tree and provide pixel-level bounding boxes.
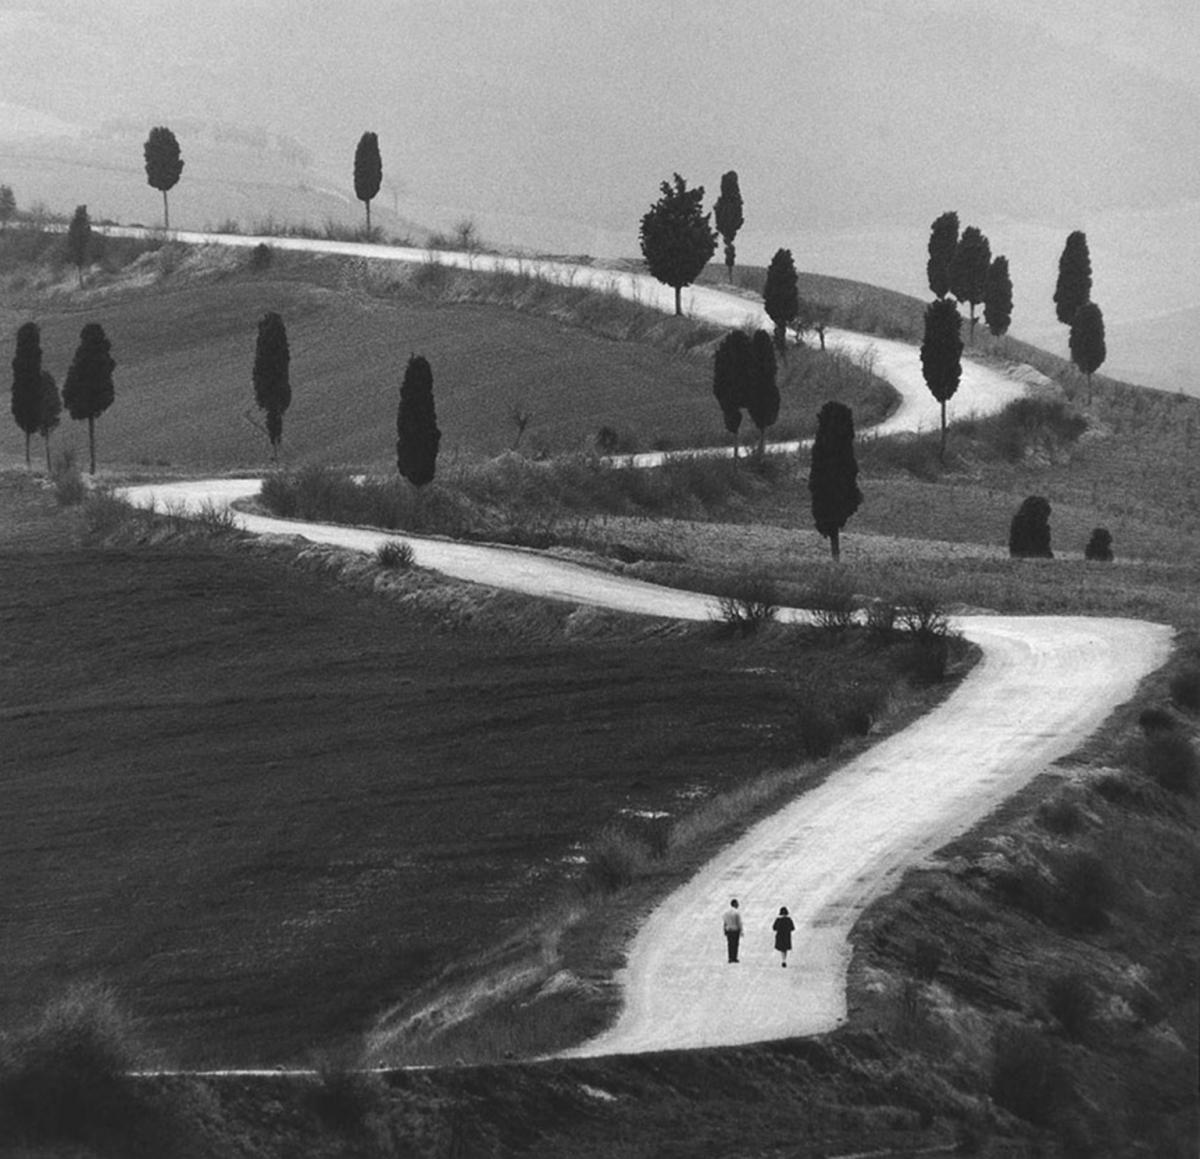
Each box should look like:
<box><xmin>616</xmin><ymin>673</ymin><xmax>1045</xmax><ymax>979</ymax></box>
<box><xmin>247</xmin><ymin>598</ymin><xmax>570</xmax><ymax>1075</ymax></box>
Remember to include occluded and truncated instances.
<box><xmin>949</xmin><ymin>225</ymin><xmax>991</xmax><ymax>337</ymax></box>
<box><xmin>808</xmin><ymin>401</ymin><xmax>862</xmax><ymax>562</ymax></box>
<box><xmin>920</xmin><ymin>297</ymin><xmax>963</xmax><ymax>462</ymax></box>
<box><xmin>1085</xmin><ymin>527</ymin><xmax>1113</xmax><ymax>562</ymax></box>
<box><xmin>0</xmin><ymin>184</ymin><xmax>16</xmax><ymax>229</ymax></box>
<box><xmin>747</xmin><ymin>330</ymin><xmax>779</xmax><ymax>454</ymax></box>
<box><xmin>61</xmin><ymin>322</ymin><xmax>115</xmax><ymax>475</ymax></box>
<box><xmin>252</xmin><ymin>312</ymin><xmax>291</xmax><ymax>461</ymax></box>
<box><xmin>396</xmin><ymin>354</ymin><xmax>441</xmax><ymax>486</ymax></box>
<box><xmin>794</xmin><ymin>298</ymin><xmax>833</xmax><ymax>350</ymax></box>
<box><xmin>1009</xmin><ymin>495</ymin><xmax>1053</xmax><ymax>558</ymax></box>
<box><xmin>1069</xmin><ymin>301</ymin><xmax>1106</xmax><ymax>404</ymax></box>
<box><xmin>353</xmin><ymin>131</ymin><xmax>383</xmax><ymax>233</ymax></box>
<box><xmin>713</xmin><ymin>170</ymin><xmax>744</xmax><ymax>283</ymax></box>
<box><xmin>1054</xmin><ymin>230</ymin><xmax>1092</xmax><ymax>325</ymax></box>
<box><xmin>712</xmin><ymin>329</ymin><xmax>751</xmax><ymax>459</ymax></box>
<box><xmin>639</xmin><ymin>173</ymin><xmax>718</xmax><ymax>316</ymax></box>
<box><xmin>37</xmin><ymin>370</ymin><xmax>61</xmax><ymax>473</ymax></box>
<box><xmin>762</xmin><ymin>248</ymin><xmax>799</xmax><ymax>355</ymax></box>
<box><xmin>984</xmin><ymin>254</ymin><xmax>1013</xmax><ymax>337</ymax></box>
<box><xmin>926</xmin><ymin>210</ymin><xmax>959</xmax><ymax>299</ymax></box>
<box><xmin>66</xmin><ymin>204</ymin><xmax>91</xmax><ymax>286</ymax></box>
<box><xmin>143</xmin><ymin>126</ymin><xmax>184</xmax><ymax>230</ymax></box>
<box><xmin>11</xmin><ymin>321</ymin><xmax>42</xmax><ymax>467</ymax></box>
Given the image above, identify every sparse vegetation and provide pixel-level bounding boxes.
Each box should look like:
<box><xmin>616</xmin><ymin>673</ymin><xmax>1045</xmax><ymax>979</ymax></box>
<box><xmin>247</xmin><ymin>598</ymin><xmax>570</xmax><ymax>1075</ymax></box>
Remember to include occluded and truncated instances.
<box><xmin>714</xmin><ymin>569</ymin><xmax>778</xmax><ymax>633</ymax></box>
<box><xmin>375</xmin><ymin>538</ymin><xmax>415</xmax><ymax>570</ymax></box>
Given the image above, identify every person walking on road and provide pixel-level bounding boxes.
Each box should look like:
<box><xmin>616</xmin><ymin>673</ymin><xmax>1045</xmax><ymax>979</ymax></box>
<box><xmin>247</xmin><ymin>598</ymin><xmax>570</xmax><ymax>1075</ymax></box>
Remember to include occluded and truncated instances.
<box><xmin>772</xmin><ymin>905</ymin><xmax>795</xmax><ymax>967</ymax></box>
<box><xmin>723</xmin><ymin>899</ymin><xmax>743</xmax><ymax>963</ymax></box>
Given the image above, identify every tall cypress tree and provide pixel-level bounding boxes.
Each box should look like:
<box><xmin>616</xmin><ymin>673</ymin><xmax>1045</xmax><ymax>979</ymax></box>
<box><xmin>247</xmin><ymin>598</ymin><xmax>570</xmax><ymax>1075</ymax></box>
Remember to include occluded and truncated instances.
<box><xmin>1069</xmin><ymin>301</ymin><xmax>1106</xmax><ymax>404</ymax></box>
<box><xmin>746</xmin><ymin>330</ymin><xmax>779</xmax><ymax>454</ymax></box>
<box><xmin>354</xmin><ymin>131</ymin><xmax>383</xmax><ymax>233</ymax></box>
<box><xmin>143</xmin><ymin>126</ymin><xmax>184</xmax><ymax>230</ymax></box>
<box><xmin>808</xmin><ymin>401</ymin><xmax>862</xmax><ymax>562</ymax></box>
<box><xmin>926</xmin><ymin>211</ymin><xmax>958</xmax><ymax>299</ymax></box>
<box><xmin>11</xmin><ymin>321</ymin><xmax>42</xmax><ymax>467</ymax></box>
<box><xmin>948</xmin><ymin>225</ymin><xmax>991</xmax><ymax>337</ymax></box>
<box><xmin>396</xmin><ymin>355</ymin><xmax>441</xmax><ymax>487</ymax></box>
<box><xmin>1054</xmin><ymin>230</ymin><xmax>1092</xmax><ymax>325</ymax></box>
<box><xmin>62</xmin><ymin>322</ymin><xmax>116</xmax><ymax>475</ymax></box>
<box><xmin>762</xmin><ymin>248</ymin><xmax>799</xmax><ymax>355</ymax></box>
<box><xmin>252</xmin><ymin>312</ymin><xmax>291</xmax><ymax>461</ymax></box>
<box><xmin>639</xmin><ymin>173</ymin><xmax>718</xmax><ymax>316</ymax></box>
<box><xmin>713</xmin><ymin>170</ymin><xmax>744</xmax><ymax>283</ymax></box>
<box><xmin>37</xmin><ymin>370</ymin><xmax>61</xmax><ymax>473</ymax></box>
<box><xmin>920</xmin><ymin>297</ymin><xmax>963</xmax><ymax>462</ymax></box>
<box><xmin>712</xmin><ymin>330</ymin><xmax>750</xmax><ymax>460</ymax></box>
<box><xmin>66</xmin><ymin>204</ymin><xmax>91</xmax><ymax>287</ymax></box>
<box><xmin>984</xmin><ymin>254</ymin><xmax>1013</xmax><ymax>337</ymax></box>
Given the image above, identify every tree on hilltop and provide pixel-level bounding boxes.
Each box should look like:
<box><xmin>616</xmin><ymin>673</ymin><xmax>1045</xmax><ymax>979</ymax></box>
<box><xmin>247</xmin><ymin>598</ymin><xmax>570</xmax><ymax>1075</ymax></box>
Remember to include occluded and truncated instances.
<box><xmin>1069</xmin><ymin>301</ymin><xmax>1106</xmax><ymax>404</ymax></box>
<box><xmin>66</xmin><ymin>204</ymin><xmax>91</xmax><ymax>287</ymax></box>
<box><xmin>713</xmin><ymin>170</ymin><xmax>744</xmax><ymax>283</ymax></box>
<box><xmin>252</xmin><ymin>312</ymin><xmax>291</xmax><ymax>462</ymax></box>
<box><xmin>62</xmin><ymin>322</ymin><xmax>115</xmax><ymax>475</ymax></box>
<box><xmin>762</xmin><ymin>248</ymin><xmax>799</xmax><ymax>356</ymax></box>
<box><xmin>1054</xmin><ymin>230</ymin><xmax>1092</xmax><ymax>325</ymax></box>
<box><xmin>143</xmin><ymin>126</ymin><xmax>184</xmax><ymax>230</ymax></box>
<box><xmin>11</xmin><ymin>321</ymin><xmax>43</xmax><ymax>467</ymax></box>
<box><xmin>926</xmin><ymin>211</ymin><xmax>958</xmax><ymax>299</ymax></box>
<box><xmin>0</xmin><ymin>185</ymin><xmax>16</xmax><ymax>230</ymax></box>
<box><xmin>396</xmin><ymin>354</ymin><xmax>441</xmax><ymax>487</ymax></box>
<box><xmin>984</xmin><ymin>254</ymin><xmax>1013</xmax><ymax>337</ymax></box>
<box><xmin>949</xmin><ymin>225</ymin><xmax>990</xmax><ymax>337</ymax></box>
<box><xmin>920</xmin><ymin>297</ymin><xmax>963</xmax><ymax>462</ymax></box>
<box><xmin>354</xmin><ymin>131</ymin><xmax>383</xmax><ymax>234</ymax></box>
<box><xmin>639</xmin><ymin>173</ymin><xmax>718</xmax><ymax>316</ymax></box>
<box><xmin>808</xmin><ymin>401</ymin><xmax>862</xmax><ymax>562</ymax></box>
<box><xmin>37</xmin><ymin>370</ymin><xmax>61</xmax><ymax>473</ymax></box>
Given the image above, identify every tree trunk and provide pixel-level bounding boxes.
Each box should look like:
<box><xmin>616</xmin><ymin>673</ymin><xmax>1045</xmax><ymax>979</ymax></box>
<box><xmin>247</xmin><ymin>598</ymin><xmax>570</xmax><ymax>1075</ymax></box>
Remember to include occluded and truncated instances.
<box><xmin>758</xmin><ymin>427</ymin><xmax>766</xmax><ymax>456</ymax></box>
<box><xmin>940</xmin><ymin>401</ymin><xmax>947</xmax><ymax>463</ymax></box>
<box><xmin>1086</xmin><ymin>371</ymin><xmax>1093</xmax><ymax>405</ymax></box>
<box><xmin>365</xmin><ymin>200</ymin><xmax>372</xmax><ymax>232</ymax></box>
<box><xmin>818</xmin><ymin>327</ymin><xmax>826</xmax><ymax>352</ymax></box>
<box><xmin>44</xmin><ymin>433</ymin><xmax>52</xmax><ymax>473</ymax></box>
<box><xmin>87</xmin><ymin>416</ymin><xmax>96</xmax><ymax>475</ymax></box>
<box><xmin>25</xmin><ymin>431</ymin><xmax>30</xmax><ymax>468</ymax></box>
<box><xmin>162</xmin><ymin>189</ymin><xmax>170</xmax><ymax>231</ymax></box>
<box><xmin>674</xmin><ymin>285</ymin><xmax>682</xmax><ymax>316</ymax></box>
<box><xmin>731</xmin><ymin>433</ymin><xmax>739</xmax><ymax>463</ymax></box>
<box><xmin>830</xmin><ymin>527</ymin><xmax>841</xmax><ymax>561</ymax></box>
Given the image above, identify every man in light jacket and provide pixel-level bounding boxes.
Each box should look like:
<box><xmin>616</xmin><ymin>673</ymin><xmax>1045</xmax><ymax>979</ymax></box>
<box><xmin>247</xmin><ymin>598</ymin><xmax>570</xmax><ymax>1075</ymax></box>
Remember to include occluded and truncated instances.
<box><xmin>723</xmin><ymin>898</ymin><xmax>743</xmax><ymax>963</ymax></box>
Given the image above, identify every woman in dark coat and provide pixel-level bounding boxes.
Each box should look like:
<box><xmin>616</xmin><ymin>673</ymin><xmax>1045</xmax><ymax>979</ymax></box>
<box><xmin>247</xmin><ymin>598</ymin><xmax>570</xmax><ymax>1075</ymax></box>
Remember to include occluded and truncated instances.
<box><xmin>772</xmin><ymin>905</ymin><xmax>795</xmax><ymax>967</ymax></box>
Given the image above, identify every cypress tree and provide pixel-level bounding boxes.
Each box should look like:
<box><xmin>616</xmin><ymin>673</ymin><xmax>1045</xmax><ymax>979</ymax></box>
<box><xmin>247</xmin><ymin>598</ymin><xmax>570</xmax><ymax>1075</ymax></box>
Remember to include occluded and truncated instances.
<box><xmin>926</xmin><ymin>211</ymin><xmax>958</xmax><ymax>299</ymax></box>
<box><xmin>920</xmin><ymin>297</ymin><xmax>963</xmax><ymax>462</ymax></box>
<box><xmin>712</xmin><ymin>330</ymin><xmax>750</xmax><ymax>460</ymax></box>
<box><xmin>1069</xmin><ymin>301</ymin><xmax>1106</xmax><ymax>404</ymax></box>
<box><xmin>11</xmin><ymin>321</ymin><xmax>42</xmax><ymax>467</ymax></box>
<box><xmin>713</xmin><ymin>170</ymin><xmax>744</xmax><ymax>283</ymax></box>
<box><xmin>808</xmin><ymin>401</ymin><xmax>862</xmax><ymax>562</ymax></box>
<box><xmin>747</xmin><ymin>329</ymin><xmax>779</xmax><ymax>454</ymax></box>
<box><xmin>143</xmin><ymin>126</ymin><xmax>184</xmax><ymax>230</ymax></box>
<box><xmin>0</xmin><ymin>184</ymin><xmax>15</xmax><ymax>230</ymax></box>
<box><xmin>1054</xmin><ymin>231</ymin><xmax>1092</xmax><ymax>325</ymax></box>
<box><xmin>396</xmin><ymin>354</ymin><xmax>441</xmax><ymax>487</ymax></box>
<box><xmin>37</xmin><ymin>369</ymin><xmax>61</xmax><ymax>473</ymax></box>
<box><xmin>639</xmin><ymin>173</ymin><xmax>718</xmax><ymax>316</ymax></box>
<box><xmin>66</xmin><ymin>204</ymin><xmax>91</xmax><ymax>287</ymax></box>
<box><xmin>984</xmin><ymin>254</ymin><xmax>1013</xmax><ymax>337</ymax></box>
<box><xmin>762</xmin><ymin>248</ymin><xmax>799</xmax><ymax>355</ymax></box>
<box><xmin>252</xmin><ymin>312</ymin><xmax>291</xmax><ymax>461</ymax></box>
<box><xmin>354</xmin><ymin>131</ymin><xmax>383</xmax><ymax>233</ymax></box>
<box><xmin>948</xmin><ymin>225</ymin><xmax>991</xmax><ymax>337</ymax></box>
<box><xmin>62</xmin><ymin>322</ymin><xmax>116</xmax><ymax>475</ymax></box>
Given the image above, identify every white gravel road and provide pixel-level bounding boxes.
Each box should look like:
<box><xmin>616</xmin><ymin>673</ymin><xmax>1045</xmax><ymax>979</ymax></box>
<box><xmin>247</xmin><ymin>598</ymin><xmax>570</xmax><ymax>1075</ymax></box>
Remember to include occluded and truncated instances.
<box><xmin>115</xmin><ymin>235</ymin><xmax>1172</xmax><ymax>1058</ymax></box>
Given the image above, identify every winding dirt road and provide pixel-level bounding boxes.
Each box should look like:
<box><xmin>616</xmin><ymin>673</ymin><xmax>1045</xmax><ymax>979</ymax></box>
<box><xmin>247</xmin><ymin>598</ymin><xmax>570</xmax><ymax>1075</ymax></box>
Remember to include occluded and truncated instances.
<box><xmin>117</xmin><ymin>237</ymin><xmax>1173</xmax><ymax>1057</ymax></box>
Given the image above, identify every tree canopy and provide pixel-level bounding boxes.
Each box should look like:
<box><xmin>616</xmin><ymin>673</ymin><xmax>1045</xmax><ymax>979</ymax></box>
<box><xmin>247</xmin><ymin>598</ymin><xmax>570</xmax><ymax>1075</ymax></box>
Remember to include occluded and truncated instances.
<box><xmin>1069</xmin><ymin>300</ymin><xmax>1106</xmax><ymax>403</ymax></box>
<box><xmin>62</xmin><ymin>322</ymin><xmax>116</xmax><ymax>475</ymax></box>
<box><xmin>926</xmin><ymin>211</ymin><xmax>958</xmax><ymax>299</ymax></box>
<box><xmin>920</xmin><ymin>297</ymin><xmax>963</xmax><ymax>461</ymax></box>
<box><xmin>639</xmin><ymin>173</ymin><xmax>718</xmax><ymax>316</ymax></box>
<box><xmin>354</xmin><ymin>131</ymin><xmax>383</xmax><ymax>232</ymax></box>
<box><xmin>713</xmin><ymin>170</ymin><xmax>744</xmax><ymax>283</ymax></box>
<box><xmin>948</xmin><ymin>225</ymin><xmax>991</xmax><ymax>335</ymax></box>
<box><xmin>252</xmin><ymin>312</ymin><xmax>292</xmax><ymax>460</ymax></box>
<box><xmin>11</xmin><ymin>321</ymin><xmax>43</xmax><ymax>467</ymax></box>
<box><xmin>1054</xmin><ymin>230</ymin><xmax>1092</xmax><ymax>325</ymax></box>
<box><xmin>808</xmin><ymin>401</ymin><xmax>862</xmax><ymax>562</ymax></box>
<box><xmin>396</xmin><ymin>354</ymin><xmax>441</xmax><ymax>487</ymax></box>
<box><xmin>143</xmin><ymin>126</ymin><xmax>184</xmax><ymax>230</ymax></box>
<box><xmin>762</xmin><ymin>248</ymin><xmax>799</xmax><ymax>354</ymax></box>
<box><xmin>983</xmin><ymin>254</ymin><xmax>1013</xmax><ymax>337</ymax></box>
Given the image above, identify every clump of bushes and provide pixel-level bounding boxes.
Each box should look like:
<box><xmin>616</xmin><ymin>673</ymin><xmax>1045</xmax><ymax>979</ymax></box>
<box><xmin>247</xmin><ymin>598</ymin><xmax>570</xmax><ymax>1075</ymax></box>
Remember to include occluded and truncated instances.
<box><xmin>1044</xmin><ymin>971</ymin><xmax>1096</xmax><ymax>1041</ymax></box>
<box><xmin>989</xmin><ymin>1024</ymin><xmax>1070</xmax><ymax>1125</ymax></box>
<box><xmin>1084</xmin><ymin>527</ymin><xmax>1113</xmax><ymax>561</ymax></box>
<box><xmin>804</xmin><ymin>569</ymin><xmax>858</xmax><ymax>632</ymax></box>
<box><xmin>1008</xmin><ymin>495</ymin><xmax>1053</xmax><ymax>558</ymax></box>
<box><xmin>375</xmin><ymin>538</ymin><xmax>415</xmax><ymax>571</ymax></box>
<box><xmin>579</xmin><ymin>826</ymin><xmax>654</xmax><ymax>895</ymax></box>
<box><xmin>51</xmin><ymin>451</ymin><xmax>85</xmax><ymax>506</ymax></box>
<box><xmin>986</xmin><ymin>396</ymin><xmax>1087</xmax><ymax>463</ymax></box>
<box><xmin>1141</xmin><ymin>731</ymin><xmax>1199</xmax><ymax>796</ymax></box>
<box><xmin>1169</xmin><ymin>666</ymin><xmax>1200</xmax><ymax>712</ymax></box>
<box><xmin>716</xmin><ymin>570</ymin><xmax>779</xmax><ymax>634</ymax></box>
